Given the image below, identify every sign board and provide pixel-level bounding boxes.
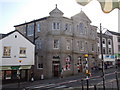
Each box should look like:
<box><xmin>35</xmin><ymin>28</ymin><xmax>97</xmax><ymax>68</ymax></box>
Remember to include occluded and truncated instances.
<box><xmin>11</xmin><ymin>66</ymin><xmax>20</xmax><ymax>70</ymax></box>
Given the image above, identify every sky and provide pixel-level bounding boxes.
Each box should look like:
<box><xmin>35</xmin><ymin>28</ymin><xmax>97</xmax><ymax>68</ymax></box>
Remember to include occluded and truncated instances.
<box><xmin>0</xmin><ymin>0</ymin><xmax>118</xmax><ymax>34</ymax></box>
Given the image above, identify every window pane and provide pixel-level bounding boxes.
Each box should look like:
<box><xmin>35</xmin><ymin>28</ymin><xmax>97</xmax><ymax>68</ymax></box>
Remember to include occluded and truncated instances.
<box><xmin>79</xmin><ymin>23</ymin><xmax>84</xmax><ymax>34</ymax></box>
<box><xmin>54</xmin><ymin>40</ymin><xmax>59</xmax><ymax>49</ymax></box>
<box><xmin>3</xmin><ymin>47</ymin><xmax>11</xmax><ymax>57</ymax></box>
<box><xmin>19</xmin><ymin>48</ymin><xmax>26</xmax><ymax>57</ymax></box>
<box><xmin>27</xmin><ymin>24</ymin><xmax>34</xmax><ymax>36</ymax></box>
<box><xmin>66</xmin><ymin>40</ymin><xmax>70</xmax><ymax>50</ymax></box>
<box><xmin>37</xmin><ymin>24</ymin><xmax>41</xmax><ymax>32</ymax></box>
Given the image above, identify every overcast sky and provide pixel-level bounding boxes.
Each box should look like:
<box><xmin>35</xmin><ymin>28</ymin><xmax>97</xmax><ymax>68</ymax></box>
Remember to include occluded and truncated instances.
<box><xmin>0</xmin><ymin>0</ymin><xmax>118</xmax><ymax>34</ymax></box>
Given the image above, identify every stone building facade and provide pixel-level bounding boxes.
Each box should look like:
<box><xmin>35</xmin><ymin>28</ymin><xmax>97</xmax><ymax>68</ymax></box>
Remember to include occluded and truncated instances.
<box><xmin>97</xmin><ymin>33</ymin><xmax>114</xmax><ymax>68</ymax></box>
<box><xmin>14</xmin><ymin>6</ymin><xmax>98</xmax><ymax>79</ymax></box>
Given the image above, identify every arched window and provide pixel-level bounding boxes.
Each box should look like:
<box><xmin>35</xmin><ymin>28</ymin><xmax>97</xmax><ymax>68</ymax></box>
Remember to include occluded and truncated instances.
<box><xmin>79</xmin><ymin>23</ymin><xmax>84</xmax><ymax>34</ymax></box>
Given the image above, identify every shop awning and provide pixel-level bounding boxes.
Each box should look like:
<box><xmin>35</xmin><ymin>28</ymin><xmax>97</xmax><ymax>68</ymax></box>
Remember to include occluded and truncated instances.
<box><xmin>0</xmin><ymin>66</ymin><xmax>11</xmax><ymax>70</ymax></box>
<box><xmin>0</xmin><ymin>65</ymin><xmax>32</xmax><ymax>70</ymax></box>
<box><xmin>19</xmin><ymin>65</ymin><xmax>31</xmax><ymax>69</ymax></box>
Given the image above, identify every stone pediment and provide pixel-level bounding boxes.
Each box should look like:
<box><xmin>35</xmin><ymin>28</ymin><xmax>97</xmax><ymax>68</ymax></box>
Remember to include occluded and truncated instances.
<box><xmin>71</xmin><ymin>10</ymin><xmax>91</xmax><ymax>23</ymax></box>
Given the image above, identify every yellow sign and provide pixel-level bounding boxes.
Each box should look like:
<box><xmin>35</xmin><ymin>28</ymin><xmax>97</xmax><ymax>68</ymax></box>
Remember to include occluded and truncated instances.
<box><xmin>18</xmin><ymin>60</ymin><xmax>22</xmax><ymax>63</ymax></box>
<box><xmin>84</xmin><ymin>54</ymin><xmax>88</xmax><ymax>58</ymax></box>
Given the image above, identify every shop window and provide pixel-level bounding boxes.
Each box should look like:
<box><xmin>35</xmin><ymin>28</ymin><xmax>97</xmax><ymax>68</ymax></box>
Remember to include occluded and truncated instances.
<box><xmin>5</xmin><ymin>71</ymin><xmax>11</xmax><ymax>80</ymax></box>
<box><xmin>64</xmin><ymin>56</ymin><xmax>71</xmax><ymax>71</ymax></box>
<box><xmin>12</xmin><ymin>70</ymin><xmax>17</xmax><ymax>79</ymax></box>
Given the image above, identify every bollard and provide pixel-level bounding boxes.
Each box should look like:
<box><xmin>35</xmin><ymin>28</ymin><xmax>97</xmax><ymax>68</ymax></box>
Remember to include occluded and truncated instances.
<box><xmin>86</xmin><ymin>77</ymin><xmax>89</xmax><ymax>90</ymax></box>
<box><xmin>115</xmin><ymin>71</ymin><xmax>119</xmax><ymax>90</ymax></box>
<box><xmin>81</xmin><ymin>79</ymin><xmax>84</xmax><ymax>90</ymax></box>
<box><xmin>94</xmin><ymin>85</ymin><xmax>96</xmax><ymax>90</ymax></box>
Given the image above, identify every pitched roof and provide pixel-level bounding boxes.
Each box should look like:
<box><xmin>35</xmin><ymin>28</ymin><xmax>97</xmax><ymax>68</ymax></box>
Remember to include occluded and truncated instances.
<box><xmin>106</xmin><ymin>30</ymin><xmax>120</xmax><ymax>36</ymax></box>
<box><xmin>1</xmin><ymin>30</ymin><xmax>35</xmax><ymax>45</ymax></box>
<box><xmin>49</xmin><ymin>4</ymin><xmax>64</xmax><ymax>17</ymax></box>
<box><xmin>14</xmin><ymin>16</ymin><xmax>48</xmax><ymax>27</ymax></box>
<box><xmin>72</xmin><ymin>10</ymin><xmax>91</xmax><ymax>23</ymax></box>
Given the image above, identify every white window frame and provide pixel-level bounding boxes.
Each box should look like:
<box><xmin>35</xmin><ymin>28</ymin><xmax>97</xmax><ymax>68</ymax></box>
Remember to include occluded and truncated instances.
<box><xmin>52</xmin><ymin>22</ymin><xmax>60</xmax><ymax>30</ymax></box>
<box><xmin>108</xmin><ymin>48</ymin><xmax>112</xmax><ymax>54</ymax></box>
<box><xmin>3</xmin><ymin>46</ymin><xmax>11</xmax><ymax>57</ymax></box>
<box><xmin>108</xmin><ymin>39</ymin><xmax>111</xmax><ymax>45</ymax></box>
<box><xmin>19</xmin><ymin>47</ymin><xmax>26</xmax><ymax>58</ymax></box>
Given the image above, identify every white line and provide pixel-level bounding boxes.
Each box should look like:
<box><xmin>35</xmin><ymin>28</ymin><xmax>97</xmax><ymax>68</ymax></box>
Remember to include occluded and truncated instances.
<box><xmin>26</xmin><ymin>83</ymin><xmax>55</xmax><ymax>89</ymax></box>
<box><xmin>68</xmin><ymin>80</ymin><xmax>77</xmax><ymax>83</ymax></box>
<box><xmin>55</xmin><ymin>85</ymin><xmax>67</xmax><ymax>88</ymax></box>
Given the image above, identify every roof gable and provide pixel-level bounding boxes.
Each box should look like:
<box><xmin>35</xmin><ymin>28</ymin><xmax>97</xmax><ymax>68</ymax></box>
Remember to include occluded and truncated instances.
<box><xmin>105</xmin><ymin>30</ymin><xmax>120</xmax><ymax>36</ymax></box>
<box><xmin>0</xmin><ymin>30</ymin><xmax>35</xmax><ymax>45</ymax></box>
<box><xmin>71</xmin><ymin>10</ymin><xmax>91</xmax><ymax>23</ymax></box>
<box><xmin>49</xmin><ymin>4</ymin><xmax>64</xmax><ymax>17</ymax></box>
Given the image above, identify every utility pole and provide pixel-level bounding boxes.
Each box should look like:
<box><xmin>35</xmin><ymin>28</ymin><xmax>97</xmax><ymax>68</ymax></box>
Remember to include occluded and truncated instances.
<box><xmin>100</xmin><ymin>23</ymin><xmax>105</xmax><ymax>90</ymax></box>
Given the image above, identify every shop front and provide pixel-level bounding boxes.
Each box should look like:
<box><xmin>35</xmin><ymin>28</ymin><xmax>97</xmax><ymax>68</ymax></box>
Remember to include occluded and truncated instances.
<box><xmin>0</xmin><ymin>65</ymin><xmax>31</xmax><ymax>83</ymax></box>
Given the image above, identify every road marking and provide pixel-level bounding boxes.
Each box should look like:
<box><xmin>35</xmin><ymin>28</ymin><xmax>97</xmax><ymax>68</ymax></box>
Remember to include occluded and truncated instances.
<box><xmin>68</xmin><ymin>80</ymin><xmax>77</xmax><ymax>83</ymax></box>
<box><xmin>55</xmin><ymin>85</ymin><xmax>67</xmax><ymax>88</ymax></box>
<box><xmin>26</xmin><ymin>83</ymin><xmax>55</xmax><ymax>89</ymax></box>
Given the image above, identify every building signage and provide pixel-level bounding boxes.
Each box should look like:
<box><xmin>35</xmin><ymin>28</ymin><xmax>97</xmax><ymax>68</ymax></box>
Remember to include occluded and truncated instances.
<box><xmin>11</xmin><ymin>66</ymin><xmax>20</xmax><ymax>70</ymax></box>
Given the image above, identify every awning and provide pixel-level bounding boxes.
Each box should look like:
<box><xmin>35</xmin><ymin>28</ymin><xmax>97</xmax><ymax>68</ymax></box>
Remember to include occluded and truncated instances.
<box><xmin>0</xmin><ymin>66</ymin><xmax>11</xmax><ymax>70</ymax></box>
<box><xmin>0</xmin><ymin>65</ymin><xmax>32</xmax><ymax>70</ymax></box>
<box><xmin>19</xmin><ymin>65</ymin><xmax>31</xmax><ymax>69</ymax></box>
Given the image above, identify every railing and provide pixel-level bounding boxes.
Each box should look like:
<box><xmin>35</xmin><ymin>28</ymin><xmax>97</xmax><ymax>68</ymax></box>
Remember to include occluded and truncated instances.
<box><xmin>80</xmin><ymin>71</ymin><xmax>120</xmax><ymax>90</ymax></box>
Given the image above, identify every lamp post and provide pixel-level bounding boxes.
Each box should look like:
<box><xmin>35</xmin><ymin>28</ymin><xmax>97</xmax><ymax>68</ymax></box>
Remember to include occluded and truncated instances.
<box><xmin>99</xmin><ymin>23</ymin><xmax>106</xmax><ymax>90</ymax></box>
<box><xmin>115</xmin><ymin>57</ymin><xmax>119</xmax><ymax>90</ymax></box>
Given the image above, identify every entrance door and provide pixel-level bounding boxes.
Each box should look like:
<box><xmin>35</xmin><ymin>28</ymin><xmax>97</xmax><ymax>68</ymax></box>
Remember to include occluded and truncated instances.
<box><xmin>53</xmin><ymin>64</ymin><xmax>59</xmax><ymax>77</ymax></box>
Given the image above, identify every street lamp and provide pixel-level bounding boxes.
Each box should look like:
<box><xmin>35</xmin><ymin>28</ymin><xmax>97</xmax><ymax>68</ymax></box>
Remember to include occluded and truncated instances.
<box><xmin>98</xmin><ymin>23</ymin><xmax>108</xmax><ymax>90</ymax></box>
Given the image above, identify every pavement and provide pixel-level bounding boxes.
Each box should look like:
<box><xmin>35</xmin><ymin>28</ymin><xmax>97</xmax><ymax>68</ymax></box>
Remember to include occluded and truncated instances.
<box><xmin>1</xmin><ymin>67</ymin><xmax>120</xmax><ymax>90</ymax></box>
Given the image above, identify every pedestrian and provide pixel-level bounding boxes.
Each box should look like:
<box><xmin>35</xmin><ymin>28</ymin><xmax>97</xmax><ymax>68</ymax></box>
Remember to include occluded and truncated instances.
<box><xmin>60</xmin><ymin>68</ymin><xmax>64</xmax><ymax>78</ymax></box>
<box><xmin>31</xmin><ymin>72</ymin><xmax>34</xmax><ymax>82</ymax></box>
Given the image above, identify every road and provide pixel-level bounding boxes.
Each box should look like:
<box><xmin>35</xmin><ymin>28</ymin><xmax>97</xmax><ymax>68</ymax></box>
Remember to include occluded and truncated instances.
<box><xmin>25</xmin><ymin>67</ymin><xmax>120</xmax><ymax>90</ymax></box>
<box><xmin>2</xmin><ymin>67</ymin><xmax>120</xmax><ymax>90</ymax></box>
